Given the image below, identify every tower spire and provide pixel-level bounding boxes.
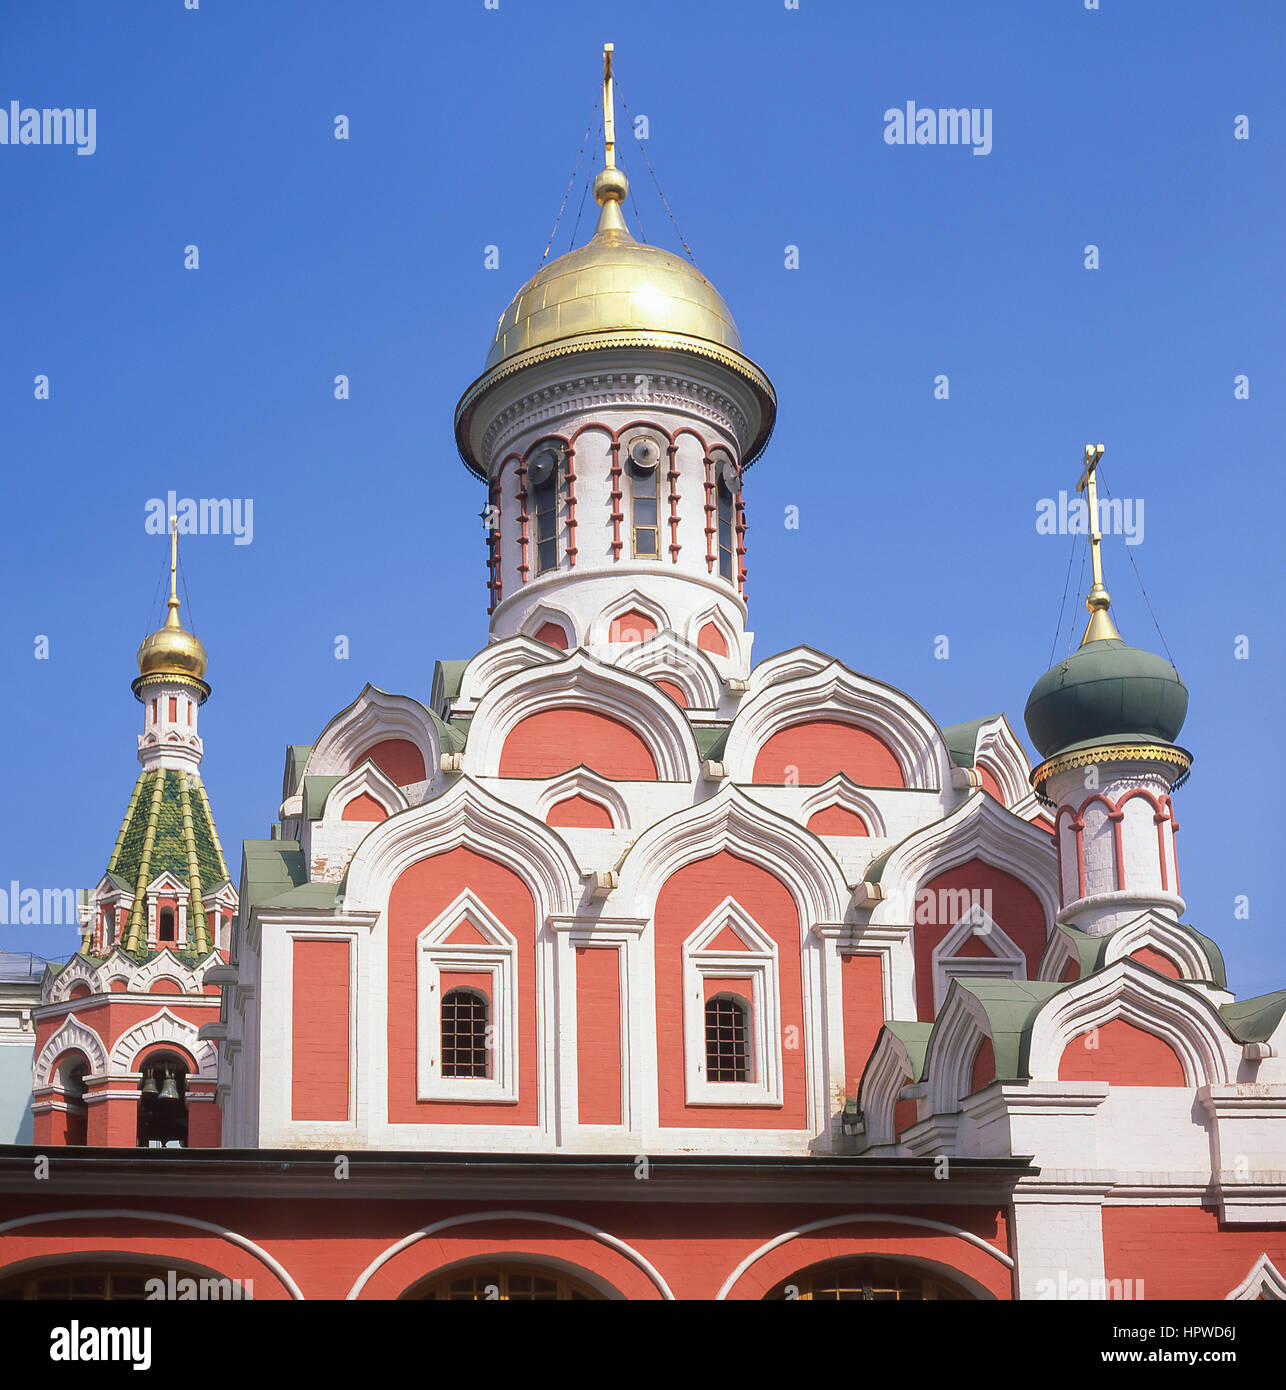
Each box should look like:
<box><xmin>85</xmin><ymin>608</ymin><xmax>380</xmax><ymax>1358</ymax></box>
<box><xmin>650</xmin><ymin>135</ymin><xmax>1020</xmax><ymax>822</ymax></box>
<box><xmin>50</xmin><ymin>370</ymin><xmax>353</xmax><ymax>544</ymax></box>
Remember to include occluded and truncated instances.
<box><xmin>591</xmin><ymin>42</ymin><xmax>629</xmax><ymax>235</ymax></box>
<box><xmin>1077</xmin><ymin>442</ymin><xmax>1121</xmax><ymax>644</ymax></box>
<box><xmin>165</xmin><ymin>513</ymin><xmax>183</xmax><ymax>629</ymax></box>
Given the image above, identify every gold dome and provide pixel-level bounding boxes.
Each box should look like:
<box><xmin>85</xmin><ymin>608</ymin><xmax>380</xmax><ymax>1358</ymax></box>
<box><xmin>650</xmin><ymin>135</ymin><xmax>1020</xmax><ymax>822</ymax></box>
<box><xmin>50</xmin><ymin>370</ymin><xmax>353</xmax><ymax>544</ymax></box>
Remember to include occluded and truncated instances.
<box><xmin>137</xmin><ymin>604</ymin><xmax>209</xmax><ymax>683</ymax></box>
<box><xmin>484</xmin><ymin>178</ymin><xmax>744</xmax><ymax>372</ymax></box>
<box><xmin>133</xmin><ymin>526</ymin><xmax>211</xmax><ymax>701</ymax></box>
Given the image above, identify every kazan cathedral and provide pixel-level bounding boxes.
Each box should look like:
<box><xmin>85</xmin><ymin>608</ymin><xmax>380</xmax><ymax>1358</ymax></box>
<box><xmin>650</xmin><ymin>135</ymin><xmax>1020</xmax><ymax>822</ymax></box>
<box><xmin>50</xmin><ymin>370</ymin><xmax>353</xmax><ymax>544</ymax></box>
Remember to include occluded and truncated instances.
<box><xmin>1</xmin><ymin>51</ymin><xmax>1283</xmax><ymax>1303</ymax></box>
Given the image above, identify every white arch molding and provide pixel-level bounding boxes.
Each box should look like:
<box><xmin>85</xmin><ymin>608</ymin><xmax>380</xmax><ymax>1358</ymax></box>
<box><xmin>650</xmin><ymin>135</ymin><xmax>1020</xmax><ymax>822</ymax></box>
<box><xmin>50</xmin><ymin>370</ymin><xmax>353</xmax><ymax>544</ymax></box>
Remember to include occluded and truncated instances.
<box><xmin>107</xmin><ymin>1007</ymin><xmax>218</xmax><ymax>1077</ymax></box>
<box><xmin>304</xmin><ymin>685</ymin><xmax>442</xmax><ymax>784</ymax></box>
<box><xmin>346</xmin><ymin>1211</ymin><xmax>675</xmax><ymax>1300</ymax></box>
<box><xmin>35</xmin><ymin>1014</ymin><xmax>108</xmax><ymax>1085</ymax></box>
<box><xmin>715</xmin><ymin>1213</ymin><xmax>1013</xmax><ymax>1299</ymax></box>
<box><xmin>0</xmin><ymin>1209</ymin><xmax>303</xmax><ymax>1299</ymax></box>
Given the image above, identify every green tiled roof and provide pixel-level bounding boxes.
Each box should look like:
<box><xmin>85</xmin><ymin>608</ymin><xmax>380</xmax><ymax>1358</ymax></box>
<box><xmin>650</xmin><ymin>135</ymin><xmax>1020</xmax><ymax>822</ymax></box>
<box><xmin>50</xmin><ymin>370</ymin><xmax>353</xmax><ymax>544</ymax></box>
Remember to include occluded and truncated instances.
<box><xmin>1220</xmin><ymin>990</ymin><xmax>1286</xmax><ymax>1045</ymax></box>
<box><xmin>106</xmin><ymin>769</ymin><xmax>230</xmax><ymax>955</ymax></box>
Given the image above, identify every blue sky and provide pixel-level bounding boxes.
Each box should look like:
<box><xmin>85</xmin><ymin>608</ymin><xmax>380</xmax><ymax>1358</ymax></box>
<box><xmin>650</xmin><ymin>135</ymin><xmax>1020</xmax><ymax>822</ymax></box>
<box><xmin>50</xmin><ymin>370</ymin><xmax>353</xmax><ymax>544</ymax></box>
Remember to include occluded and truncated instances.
<box><xmin>1</xmin><ymin>1</ymin><xmax>1282</xmax><ymax>994</ymax></box>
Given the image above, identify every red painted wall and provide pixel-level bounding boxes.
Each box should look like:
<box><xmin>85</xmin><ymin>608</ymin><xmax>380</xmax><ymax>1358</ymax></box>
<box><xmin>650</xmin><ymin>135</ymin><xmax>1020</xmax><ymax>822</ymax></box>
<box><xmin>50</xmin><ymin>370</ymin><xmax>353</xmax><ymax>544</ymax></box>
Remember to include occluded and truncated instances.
<box><xmin>654</xmin><ymin>850</ymin><xmax>805</xmax><ymax>1129</ymax></box>
<box><xmin>1103</xmin><ymin>1207</ymin><xmax>1286</xmax><ymax>1299</ymax></box>
<box><xmin>753</xmin><ymin>720</ymin><xmax>904</xmax><ymax>788</ymax></box>
<box><xmin>291</xmin><ymin>940</ymin><xmax>351</xmax><ymax>1121</ymax></box>
<box><xmin>808</xmin><ymin>804</ymin><xmax>870</xmax><ymax>836</ymax></box>
<box><xmin>969</xmin><ymin>1036</ymin><xmax>996</xmax><ymax>1094</ymax></box>
<box><xmin>342</xmin><ymin>792</ymin><xmax>388</xmax><ymax>822</ymax></box>
<box><xmin>353</xmin><ymin>738</ymin><xmax>426</xmax><ymax>787</ymax></box>
<box><xmin>387</xmin><ymin>847</ymin><xmax>538</xmax><ymax>1126</ymax></box>
<box><xmin>608</xmin><ymin>610</ymin><xmax>657</xmax><ymax>643</ymax></box>
<box><xmin>546</xmin><ymin>793</ymin><xmax>614</xmax><ymax>828</ymax></box>
<box><xmin>912</xmin><ymin>860</ymin><xmax>1048</xmax><ymax>1022</ymax></box>
<box><xmin>697</xmin><ymin>623</ymin><xmax>728</xmax><ymax>657</ymax></box>
<box><xmin>840</xmin><ymin>953</ymin><xmax>884</xmax><ymax>1097</ymax></box>
<box><xmin>500</xmin><ymin>708</ymin><xmax>658</xmax><ymax>780</ymax></box>
<box><xmin>977</xmin><ymin>765</ymin><xmax>1006</xmax><ymax>803</ymax></box>
<box><xmin>1129</xmin><ymin>945</ymin><xmax>1182</xmax><ymax>979</ymax></box>
<box><xmin>654</xmin><ymin>679</ymin><xmax>687</xmax><ymax>708</ymax></box>
<box><xmin>534</xmin><ymin>622</ymin><xmax>568</xmax><ymax>650</ymax></box>
<box><xmin>576</xmin><ymin>947</ymin><xmax>622</xmax><ymax>1125</ymax></box>
<box><xmin>1057</xmin><ymin>1018</ymin><xmax>1186</xmax><ymax>1086</ymax></box>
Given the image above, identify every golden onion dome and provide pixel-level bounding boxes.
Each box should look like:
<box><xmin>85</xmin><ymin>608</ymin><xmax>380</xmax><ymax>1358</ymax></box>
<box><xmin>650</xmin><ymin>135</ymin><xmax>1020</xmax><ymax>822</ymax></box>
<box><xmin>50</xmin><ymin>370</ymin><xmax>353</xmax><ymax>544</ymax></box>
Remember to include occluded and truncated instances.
<box><xmin>484</xmin><ymin>173</ymin><xmax>743</xmax><ymax>371</ymax></box>
<box><xmin>133</xmin><ymin>528</ymin><xmax>211</xmax><ymax>701</ymax></box>
<box><xmin>456</xmin><ymin>156</ymin><xmax>776</xmax><ymax>478</ymax></box>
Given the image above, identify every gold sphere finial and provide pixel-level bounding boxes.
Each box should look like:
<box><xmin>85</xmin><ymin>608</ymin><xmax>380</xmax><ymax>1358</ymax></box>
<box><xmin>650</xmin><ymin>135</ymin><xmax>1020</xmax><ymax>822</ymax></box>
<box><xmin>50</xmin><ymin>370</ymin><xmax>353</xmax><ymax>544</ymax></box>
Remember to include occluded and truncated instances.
<box><xmin>593</xmin><ymin>165</ymin><xmax>629</xmax><ymax>206</ymax></box>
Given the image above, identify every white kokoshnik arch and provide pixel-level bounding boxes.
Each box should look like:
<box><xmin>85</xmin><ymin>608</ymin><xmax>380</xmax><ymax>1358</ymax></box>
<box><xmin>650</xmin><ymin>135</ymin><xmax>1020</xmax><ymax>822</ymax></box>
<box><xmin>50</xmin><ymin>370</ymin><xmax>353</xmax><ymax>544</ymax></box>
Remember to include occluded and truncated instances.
<box><xmin>463</xmin><ymin>649</ymin><xmax>701</xmax><ymax>782</ymax></box>
<box><xmin>454</xmin><ymin>634</ymin><xmax>563</xmax><ymax>711</ymax></box>
<box><xmin>303</xmin><ymin>685</ymin><xmax>442</xmax><ymax>784</ymax></box>
<box><xmin>614</xmin><ymin>783</ymin><xmax>850</xmax><ymax>932</ymax></box>
<box><xmin>35</xmin><ymin>1014</ymin><xmax>108</xmax><ymax>1085</ymax></box>
<box><xmin>108</xmin><ymin>1007</ymin><xmax>218</xmax><ymax>1077</ymax></box>
<box><xmin>319</xmin><ymin>760</ymin><xmax>409</xmax><ymax>824</ymax></box>
<box><xmin>342</xmin><ymin>775</ymin><xmax>582</xmax><ymax>924</ymax></box>
<box><xmin>722</xmin><ymin>660</ymin><xmax>952</xmax><ymax>791</ymax></box>
<box><xmin>864</xmin><ymin>793</ymin><xmax>1059</xmax><ymax>933</ymax></box>
<box><xmin>610</xmin><ymin>629</ymin><xmax>724</xmax><ymax>710</ymax></box>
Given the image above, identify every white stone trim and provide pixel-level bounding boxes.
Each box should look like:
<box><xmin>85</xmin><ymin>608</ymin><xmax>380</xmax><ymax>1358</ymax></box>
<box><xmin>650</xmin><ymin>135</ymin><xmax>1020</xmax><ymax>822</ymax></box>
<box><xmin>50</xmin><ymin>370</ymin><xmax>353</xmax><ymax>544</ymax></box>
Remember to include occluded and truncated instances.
<box><xmin>534</xmin><ymin>767</ymin><xmax>631</xmax><ymax>830</ymax></box>
<box><xmin>456</xmin><ymin>634</ymin><xmax>563</xmax><ymax>709</ymax></box>
<box><xmin>867</xmin><ymin>792</ymin><xmax>1059</xmax><ymax>933</ymax></box>
<box><xmin>107</xmin><ymin>1007</ymin><xmax>218</xmax><ymax>1078</ymax></box>
<box><xmin>34</xmin><ymin>1014</ymin><xmax>107</xmax><ymax>1084</ymax></box>
<box><xmin>464</xmin><ymin>649</ymin><xmax>701</xmax><ymax>782</ymax></box>
<box><xmin>1225</xmin><ymin>1252</ymin><xmax>1286</xmax><ymax>1300</ymax></box>
<box><xmin>614</xmin><ymin>784</ymin><xmax>849</xmax><ymax>929</ymax></box>
<box><xmin>591</xmin><ymin>588</ymin><xmax>672</xmax><ymax>646</ymax></box>
<box><xmin>682</xmin><ymin>898</ymin><xmax>782</xmax><ymax>1107</ymax></box>
<box><xmin>610</xmin><ymin>629</ymin><xmax>723</xmax><ymax>709</ymax></box>
<box><xmin>303</xmin><ymin>684</ymin><xmax>441</xmax><ymax>785</ymax></box>
<box><xmin>859</xmin><ymin>1028</ymin><xmax>923</xmax><ymax>1149</ymax></box>
<box><xmin>925</xmin><ymin>985</ymin><xmax>994</xmax><ymax>1117</ymax></box>
<box><xmin>724</xmin><ymin>659</ymin><xmax>952</xmax><ymax>792</ymax></box>
<box><xmin>1025</xmin><ymin>960</ymin><xmax>1237</xmax><ymax>1087</ymax></box>
<box><xmin>417</xmin><ymin>891</ymin><xmax>518</xmax><ymax>1103</ymax></box>
<box><xmin>931</xmin><ymin>906</ymin><xmax>1027</xmax><ymax>1016</ymax></box>
<box><xmin>1101</xmin><ymin>909</ymin><xmax>1217</xmax><ymax>982</ymax></box>
<box><xmin>798</xmin><ymin>776</ymin><xmax>888</xmax><ymax>838</ymax></box>
<box><xmin>320</xmin><ymin>761</ymin><xmax>408</xmax><ymax>823</ymax></box>
<box><xmin>968</xmin><ymin>714</ymin><xmax>1033</xmax><ymax>809</ymax></box>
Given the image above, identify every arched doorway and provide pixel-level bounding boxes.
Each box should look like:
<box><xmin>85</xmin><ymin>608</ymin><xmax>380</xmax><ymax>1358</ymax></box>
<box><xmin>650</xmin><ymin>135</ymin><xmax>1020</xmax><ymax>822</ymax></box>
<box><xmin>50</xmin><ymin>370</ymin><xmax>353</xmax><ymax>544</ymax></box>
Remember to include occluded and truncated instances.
<box><xmin>765</xmin><ymin>1257</ymin><xmax>973</xmax><ymax>1301</ymax></box>
<box><xmin>54</xmin><ymin>1054</ymin><xmax>89</xmax><ymax>1147</ymax></box>
<box><xmin>136</xmin><ymin>1052</ymin><xmax>189</xmax><ymax>1147</ymax></box>
<box><xmin>403</xmin><ymin>1264</ymin><xmax>605</xmax><ymax>1301</ymax></box>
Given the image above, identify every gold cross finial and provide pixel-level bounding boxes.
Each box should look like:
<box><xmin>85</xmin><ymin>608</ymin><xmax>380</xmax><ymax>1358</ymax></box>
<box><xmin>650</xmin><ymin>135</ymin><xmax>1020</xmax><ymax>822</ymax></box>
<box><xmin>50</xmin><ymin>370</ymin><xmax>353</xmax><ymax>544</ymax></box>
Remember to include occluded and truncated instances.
<box><xmin>602</xmin><ymin>42</ymin><xmax>616</xmax><ymax>170</ymax></box>
<box><xmin>1075</xmin><ymin>443</ymin><xmax>1120</xmax><ymax>644</ymax></box>
<box><xmin>165</xmin><ymin>514</ymin><xmax>182</xmax><ymax>628</ymax></box>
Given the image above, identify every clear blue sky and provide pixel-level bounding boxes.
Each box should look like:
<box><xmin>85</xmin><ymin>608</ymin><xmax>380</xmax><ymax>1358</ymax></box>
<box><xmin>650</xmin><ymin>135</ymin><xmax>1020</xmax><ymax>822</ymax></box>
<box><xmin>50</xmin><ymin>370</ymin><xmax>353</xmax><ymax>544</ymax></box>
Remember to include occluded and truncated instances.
<box><xmin>1</xmin><ymin>1</ymin><xmax>1282</xmax><ymax>995</ymax></box>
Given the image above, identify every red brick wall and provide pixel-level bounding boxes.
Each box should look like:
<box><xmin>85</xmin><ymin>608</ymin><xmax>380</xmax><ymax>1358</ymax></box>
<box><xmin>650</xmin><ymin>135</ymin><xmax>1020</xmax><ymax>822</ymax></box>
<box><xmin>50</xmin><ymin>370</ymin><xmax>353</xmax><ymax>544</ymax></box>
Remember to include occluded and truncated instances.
<box><xmin>291</xmin><ymin>939</ymin><xmax>351</xmax><ymax>1121</ymax></box>
<box><xmin>840</xmin><ymin>953</ymin><xmax>884</xmax><ymax>1097</ymax></box>
<box><xmin>807</xmin><ymin>804</ymin><xmax>870</xmax><ymax>836</ymax></box>
<box><xmin>342</xmin><ymin>792</ymin><xmax>388</xmax><ymax>822</ymax></box>
<box><xmin>547</xmin><ymin>793</ymin><xmax>614</xmax><ymax>828</ymax></box>
<box><xmin>753</xmin><ymin>720</ymin><xmax>904</xmax><ymax>787</ymax></box>
<box><xmin>1104</xmin><ymin>1207</ymin><xmax>1286</xmax><ymax>1298</ymax></box>
<box><xmin>1057</xmin><ymin>1017</ymin><xmax>1186</xmax><ymax>1086</ymax></box>
<box><xmin>353</xmin><ymin>738</ymin><xmax>426</xmax><ymax>787</ymax></box>
<box><xmin>576</xmin><ymin>947</ymin><xmax>622</xmax><ymax>1125</ymax></box>
<box><xmin>500</xmin><ymin>708</ymin><xmax>657</xmax><ymax>780</ymax></box>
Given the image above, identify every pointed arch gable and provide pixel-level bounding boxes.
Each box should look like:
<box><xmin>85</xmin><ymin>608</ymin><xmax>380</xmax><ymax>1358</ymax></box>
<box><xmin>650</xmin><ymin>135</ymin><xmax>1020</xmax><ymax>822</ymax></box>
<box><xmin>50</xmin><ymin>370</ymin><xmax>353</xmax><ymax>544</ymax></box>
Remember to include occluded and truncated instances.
<box><xmin>799</xmin><ymin>777</ymin><xmax>889</xmax><ymax>839</ymax></box>
<box><xmin>611</xmin><ymin>630</ymin><xmax>723</xmax><ymax>710</ymax></box>
<box><xmin>35</xmin><ymin>1014</ymin><xmax>108</xmax><ymax>1084</ymax></box>
<box><xmin>465</xmin><ymin>650</ymin><xmax>700</xmax><ymax>782</ymax></box>
<box><xmin>924</xmin><ymin>984</ymin><xmax>999</xmax><ymax>1116</ymax></box>
<box><xmin>1226</xmin><ymin>1253</ymin><xmax>1286</xmax><ymax>1301</ymax></box>
<box><xmin>456</xmin><ymin>635</ymin><xmax>564</xmax><ymax>710</ymax></box>
<box><xmin>685</xmin><ymin>603</ymin><xmax>740</xmax><ymax>666</ymax></box>
<box><xmin>866</xmin><ymin>794</ymin><xmax>1059</xmax><ymax>932</ymax></box>
<box><xmin>1101</xmin><ymin>910</ymin><xmax>1221</xmax><ymax>984</ymax></box>
<box><xmin>724</xmin><ymin>661</ymin><xmax>951</xmax><ymax>792</ymax></box>
<box><xmin>108</xmin><ymin>1008</ymin><xmax>217</xmax><ymax>1077</ymax></box>
<box><xmin>322</xmin><ymin>761</ymin><xmax>409</xmax><ymax>825</ymax></box>
<box><xmin>591</xmin><ymin>590</ymin><xmax>671</xmax><ymax>647</ymax></box>
<box><xmin>342</xmin><ymin>777</ymin><xmax>580</xmax><ymax>924</ymax></box>
<box><xmin>967</xmin><ymin>715</ymin><xmax>1033</xmax><ymax>809</ymax></box>
<box><xmin>1025</xmin><ymin>961</ymin><xmax>1238</xmax><ymax>1088</ymax></box>
<box><xmin>615</xmin><ymin>785</ymin><xmax>848</xmax><ymax>929</ymax></box>
<box><xmin>858</xmin><ymin>1028</ymin><xmax>926</xmax><ymax>1149</ymax></box>
<box><xmin>304</xmin><ymin>686</ymin><xmax>442</xmax><ymax>788</ymax></box>
<box><xmin>535</xmin><ymin>767</ymin><xmax>631</xmax><ymax>830</ymax></box>
<box><xmin>45</xmin><ymin>954</ymin><xmax>103</xmax><ymax>1005</ymax></box>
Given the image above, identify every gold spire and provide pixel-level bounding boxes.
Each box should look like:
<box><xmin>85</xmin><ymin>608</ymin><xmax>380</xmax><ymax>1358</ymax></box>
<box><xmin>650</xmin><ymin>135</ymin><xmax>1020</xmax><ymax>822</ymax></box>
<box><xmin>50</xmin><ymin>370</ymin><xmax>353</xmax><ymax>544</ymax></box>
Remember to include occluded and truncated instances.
<box><xmin>134</xmin><ymin>517</ymin><xmax>210</xmax><ymax>694</ymax></box>
<box><xmin>1077</xmin><ymin>442</ymin><xmax>1122</xmax><ymax>644</ymax></box>
<box><xmin>591</xmin><ymin>42</ymin><xmax>630</xmax><ymax>236</ymax></box>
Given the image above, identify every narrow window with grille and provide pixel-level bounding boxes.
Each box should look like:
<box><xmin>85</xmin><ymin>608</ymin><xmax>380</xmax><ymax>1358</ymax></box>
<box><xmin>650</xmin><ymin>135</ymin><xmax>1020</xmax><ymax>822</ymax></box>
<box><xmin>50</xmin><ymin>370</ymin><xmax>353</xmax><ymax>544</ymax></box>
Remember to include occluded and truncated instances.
<box><xmin>531</xmin><ymin>458</ymin><xmax>561</xmax><ymax>574</ymax></box>
<box><xmin>717</xmin><ymin>473</ymin><xmax>735</xmax><ymax>581</ymax></box>
<box><xmin>630</xmin><ymin>455</ymin><xmax>659</xmax><ymax>558</ymax></box>
<box><xmin>441</xmin><ymin>987</ymin><xmax>490</xmax><ymax>1079</ymax></box>
<box><xmin>704</xmin><ymin>993</ymin><xmax>751</xmax><ymax>1083</ymax></box>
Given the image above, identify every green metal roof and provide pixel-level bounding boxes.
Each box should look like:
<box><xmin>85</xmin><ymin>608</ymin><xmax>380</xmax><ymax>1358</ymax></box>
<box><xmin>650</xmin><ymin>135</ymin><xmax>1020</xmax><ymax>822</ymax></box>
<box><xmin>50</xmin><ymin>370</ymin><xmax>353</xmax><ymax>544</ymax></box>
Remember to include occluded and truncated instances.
<box><xmin>259</xmin><ymin>880</ymin><xmax>341</xmax><ymax>912</ymax></box>
<box><xmin>302</xmin><ymin>775</ymin><xmax>343</xmax><ymax>821</ymax></box>
<box><xmin>930</xmin><ymin>978</ymin><xmax>1069</xmax><ymax>1083</ymax></box>
<box><xmin>695</xmin><ymin>726</ymin><xmax>729</xmax><ymax>760</ymax></box>
<box><xmin>105</xmin><ymin>768</ymin><xmax>229</xmax><ymax>955</ymax></box>
<box><xmin>1220</xmin><ymin>990</ymin><xmax>1286</xmax><ymax>1045</ymax></box>
<box><xmin>882</xmin><ymin>1020</ymin><xmax>934</xmax><ymax>1082</ymax></box>
<box><xmin>240</xmin><ymin>839</ymin><xmax>308</xmax><ymax>917</ymax></box>
<box><xmin>435</xmin><ymin>660</ymin><xmax>468</xmax><ymax>700</ymax></box>
<box><xmin>939</xmin><ymin>716</ymin><xmax>999</xmax><ymax>770</ymax></box>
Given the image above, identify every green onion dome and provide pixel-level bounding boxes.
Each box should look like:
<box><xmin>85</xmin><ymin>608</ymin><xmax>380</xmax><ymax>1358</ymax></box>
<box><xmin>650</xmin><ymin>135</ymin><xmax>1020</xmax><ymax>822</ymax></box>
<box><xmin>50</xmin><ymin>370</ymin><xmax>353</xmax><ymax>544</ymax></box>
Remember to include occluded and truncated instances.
<box><xmin>1024</xmin><ymin>638</ymin><xmax>1188</xmax><ymax>761</ymax></box>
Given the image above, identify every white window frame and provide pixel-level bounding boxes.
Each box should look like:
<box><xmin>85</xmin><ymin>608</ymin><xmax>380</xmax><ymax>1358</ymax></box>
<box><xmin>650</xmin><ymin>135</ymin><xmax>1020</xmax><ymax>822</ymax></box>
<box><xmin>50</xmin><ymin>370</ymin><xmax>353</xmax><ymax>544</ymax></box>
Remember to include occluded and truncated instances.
<box><xmin>682</xmin><ymin>897</ymin><xmax>782</xmax><ymax>1107</ymax></box>
<box><xmin>417</xmin><ymin>890</ymin><xmax>518</xmax><ymax>1103</ymax></box>
<box><xmin>930</xmin><ymin>905</ymin><xmax>1025</xmax><ymax>1015</ymax></box>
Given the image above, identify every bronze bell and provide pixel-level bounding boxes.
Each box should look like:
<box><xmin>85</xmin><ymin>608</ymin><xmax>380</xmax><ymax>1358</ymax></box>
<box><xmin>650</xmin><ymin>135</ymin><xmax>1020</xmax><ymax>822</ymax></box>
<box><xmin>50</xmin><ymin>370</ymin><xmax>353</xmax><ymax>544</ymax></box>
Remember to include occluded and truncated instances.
<box><xmin>140</xmin><ymin>1071</ymin><xmax>159</xmax><ymax>1097</ymax></box>
<box><xmin>158</xmin><ymin>1070</ymin><xmax>180</xmax><ymax>1102</ymax></box>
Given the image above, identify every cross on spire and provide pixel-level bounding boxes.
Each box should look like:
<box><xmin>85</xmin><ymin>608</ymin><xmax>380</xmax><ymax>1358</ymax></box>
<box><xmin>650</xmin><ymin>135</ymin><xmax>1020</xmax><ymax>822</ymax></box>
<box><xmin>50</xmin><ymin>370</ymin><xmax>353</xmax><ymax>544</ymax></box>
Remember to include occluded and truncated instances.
<box><xmin>1076</xmin><ymin>442</ymin><xmax>1121</xmax><ymax>644</ymax></box>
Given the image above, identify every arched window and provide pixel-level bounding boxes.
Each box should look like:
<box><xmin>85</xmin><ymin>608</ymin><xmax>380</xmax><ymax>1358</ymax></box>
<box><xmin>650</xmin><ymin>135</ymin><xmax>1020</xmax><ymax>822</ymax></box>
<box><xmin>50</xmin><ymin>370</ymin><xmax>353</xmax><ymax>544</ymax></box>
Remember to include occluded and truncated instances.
<box><xmin>528</xmin><ymin>445</ymin><xmax>563</xmax><ymax>574</ymax></box>
<box><xmin>0</xmin><ymin>1263</ymin><xmax>175</xmax><ymax>1301</ymax></box>
<box><xmin>626</xmin><ymin>436</ymin><xmax>662</xmax><ymax>559</ymax></box>
<box><xmin>57</xmin><ymin>1056</ymin><xmax>89</xmax><ymax>1147</ymax></box>
<box><xmin>136</xmin><ymin>1055</ymin><xmax>189</xmax><ymax>1148</ymax></box>
<box><xmin>404</xmin><ymin>1265</ymin><xmax>604</xmax><ymax>1300</ymax></box>
<box><xmin>717</xmin><ymin>466</ymin><xmax>736</xmax><ymax>581</ymax></box>
<box><xmin>705</xmin><ymin>993</ymin><xmax>751</xmax><ymax>1083</ymax></box>
<box><xmin>441</xmin><ymin>988</ymin><xmax>489</xmax><ymax>1079</ymax></box>
<box><xmin>766</xmin><ymin>1257</ymin><xmax>972</xmax><ymax>1301</ymax></box>
<box><xmin>158</xmin><ymin>907</ymin><xmax>176</xmax><ymax>943</ymax></box>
